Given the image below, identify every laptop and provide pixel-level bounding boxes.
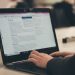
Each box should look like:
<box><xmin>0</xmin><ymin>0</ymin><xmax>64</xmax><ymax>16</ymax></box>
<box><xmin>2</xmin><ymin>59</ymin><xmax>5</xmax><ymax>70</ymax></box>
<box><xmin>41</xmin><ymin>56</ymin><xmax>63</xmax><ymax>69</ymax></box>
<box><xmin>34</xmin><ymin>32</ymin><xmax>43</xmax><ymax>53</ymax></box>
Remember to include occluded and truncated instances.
<box><xmin>0</xmin><ymin>8</ymin><xmax>59</xmax><ymax>75</ymax></box>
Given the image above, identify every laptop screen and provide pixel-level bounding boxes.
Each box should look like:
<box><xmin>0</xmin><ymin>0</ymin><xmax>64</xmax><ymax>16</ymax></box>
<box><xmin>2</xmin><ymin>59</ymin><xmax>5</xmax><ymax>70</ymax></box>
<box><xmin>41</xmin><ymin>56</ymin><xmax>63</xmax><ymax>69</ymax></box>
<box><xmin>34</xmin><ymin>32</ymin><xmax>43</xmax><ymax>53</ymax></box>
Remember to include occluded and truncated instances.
<box><xmin>0</xmin><ymin>12</ymin><xmax>56</xmax><ymax>56</ymax></box>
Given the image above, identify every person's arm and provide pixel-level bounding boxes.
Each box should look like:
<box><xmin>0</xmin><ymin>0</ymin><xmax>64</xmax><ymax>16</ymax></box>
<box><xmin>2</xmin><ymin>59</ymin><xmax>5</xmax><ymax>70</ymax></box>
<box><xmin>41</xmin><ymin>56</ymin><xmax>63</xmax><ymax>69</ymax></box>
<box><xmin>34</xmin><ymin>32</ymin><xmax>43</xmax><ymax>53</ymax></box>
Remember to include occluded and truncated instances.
<box><xmin>50</xmin><ymin>51</ymin><xmax>75</xmax><ymax>58</ymax></box>
<box><xmin>28</xmin><ymin>51</ymin><xmax>75</xmax><ymax>75</ymax></box>
<box><xmin>46</xmin><ymin>55</ymin><xmax>75</xmax><ymax>75</ymax></box>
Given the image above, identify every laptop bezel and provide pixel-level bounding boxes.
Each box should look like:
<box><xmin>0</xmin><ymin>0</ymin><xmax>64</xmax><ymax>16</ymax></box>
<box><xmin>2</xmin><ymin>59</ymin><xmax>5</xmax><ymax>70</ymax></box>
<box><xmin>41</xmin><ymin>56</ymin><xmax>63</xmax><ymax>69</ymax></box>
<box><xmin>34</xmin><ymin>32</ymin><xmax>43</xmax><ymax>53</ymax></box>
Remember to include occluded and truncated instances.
<box><xmin>0</xmin><ymin>8</ymin><xmax>59</xmax><ymax>65</ymax></box>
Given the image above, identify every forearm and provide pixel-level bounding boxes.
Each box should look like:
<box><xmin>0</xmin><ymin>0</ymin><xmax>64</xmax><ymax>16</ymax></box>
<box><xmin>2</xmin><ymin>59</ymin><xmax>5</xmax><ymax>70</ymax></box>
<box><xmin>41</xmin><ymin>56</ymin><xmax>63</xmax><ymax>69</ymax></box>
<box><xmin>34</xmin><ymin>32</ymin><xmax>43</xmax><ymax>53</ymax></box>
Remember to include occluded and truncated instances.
<box><xmin>46</xmin><ymin>56</ymin><xmax>75</xmax><ymax>75</ymax></box>
<box><xmin>46</xmin><ymin>57</ymin><xmax>63</xmax><ymax>75</ymax></box>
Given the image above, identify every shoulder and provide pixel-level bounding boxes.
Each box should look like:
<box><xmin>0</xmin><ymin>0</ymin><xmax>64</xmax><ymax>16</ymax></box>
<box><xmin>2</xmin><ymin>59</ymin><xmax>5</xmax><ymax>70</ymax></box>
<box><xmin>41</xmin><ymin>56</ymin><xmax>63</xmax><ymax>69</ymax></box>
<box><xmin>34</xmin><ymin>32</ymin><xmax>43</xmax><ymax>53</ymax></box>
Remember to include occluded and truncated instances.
<box><xmin>16</xmin><ymin>2</ymin><xmax>28</xmax><ymax>8</ymax></box>
<box><xmin>53</xmin><ymin>2</ymin><xmax>72</xmax><ymax>9</ymax></box>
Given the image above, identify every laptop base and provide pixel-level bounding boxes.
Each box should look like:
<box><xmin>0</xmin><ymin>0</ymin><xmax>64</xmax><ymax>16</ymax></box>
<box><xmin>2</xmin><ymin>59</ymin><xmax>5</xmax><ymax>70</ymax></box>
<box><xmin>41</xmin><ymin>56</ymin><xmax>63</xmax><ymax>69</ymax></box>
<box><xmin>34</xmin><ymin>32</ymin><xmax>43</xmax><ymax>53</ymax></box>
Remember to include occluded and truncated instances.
<box><xmin>6</xmin><ymin>61</ymin><xmax>47</xmax><ymax>75</ymax></box>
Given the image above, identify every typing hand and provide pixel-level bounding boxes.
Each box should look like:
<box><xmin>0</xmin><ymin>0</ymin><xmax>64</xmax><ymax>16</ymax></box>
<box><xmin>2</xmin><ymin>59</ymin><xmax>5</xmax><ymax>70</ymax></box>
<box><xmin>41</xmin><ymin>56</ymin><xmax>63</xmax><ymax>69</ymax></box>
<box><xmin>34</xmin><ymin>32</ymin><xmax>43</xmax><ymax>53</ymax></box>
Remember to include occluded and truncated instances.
<box><xmin>28</xmin><ymin>51</ymin><xmax>53</xmax><ymax>68</ymax></box>
<box><xmin>50</xmin><ymin>51</ymin><xmax>75</xmax><ymax>58</ymax></box>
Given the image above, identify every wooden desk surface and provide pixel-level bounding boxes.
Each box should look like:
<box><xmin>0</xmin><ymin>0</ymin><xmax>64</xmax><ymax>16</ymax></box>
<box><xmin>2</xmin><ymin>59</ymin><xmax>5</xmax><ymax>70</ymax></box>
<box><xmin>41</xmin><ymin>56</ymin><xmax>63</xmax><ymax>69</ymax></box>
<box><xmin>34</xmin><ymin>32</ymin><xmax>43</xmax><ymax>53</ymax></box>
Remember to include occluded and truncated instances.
<box><xmin>0</xmin><ymin>27</ymin><xmax>75</xmax><ymax>75</ymax></box>
<box><xmin>0</xmin><ymin>67</ymin><xmax>33</xmax><ymax>75</ymax></box>
<box><xmin>0</xmin><ymin>52</ymin><xmax>33</xmax><ymax>75</ymax></box>
<box><xmin>55</xmin><ymin>27</ymin><xmax>75</xmax><ymax>52</ymax></box>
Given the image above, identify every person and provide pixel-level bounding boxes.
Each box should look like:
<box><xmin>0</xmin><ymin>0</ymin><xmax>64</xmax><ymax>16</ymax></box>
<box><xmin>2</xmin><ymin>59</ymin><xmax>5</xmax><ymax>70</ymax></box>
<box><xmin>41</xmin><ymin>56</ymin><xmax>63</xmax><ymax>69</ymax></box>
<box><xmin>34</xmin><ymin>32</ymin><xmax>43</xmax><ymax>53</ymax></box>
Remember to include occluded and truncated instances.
<box><xmin>7</xmin><ymin>0</ymin><xmax>24</xmax><ymax>8</ymax></box>
<box><xmin>15</xmin><ymin>0</ymin><xmax>36</xmax><ymax>9</ymax></box>
<box><xmin>15</xmin><ymin>0</ymin><xmax>50</xmax><ymax>9</ymax></box>
<box><xmin>7</xmin><ymin>0</ymin><xmax>34</xmax><ymax>9</ymax></box>
<box><xmin>28</xmin><ymin>50</ymin><xmax>75</xmax><ymax>75</ymax></box>
<box><xmin>53</xmin><ymin>0</ymin><xmax>75</xmax><ymax>26</ymax></box>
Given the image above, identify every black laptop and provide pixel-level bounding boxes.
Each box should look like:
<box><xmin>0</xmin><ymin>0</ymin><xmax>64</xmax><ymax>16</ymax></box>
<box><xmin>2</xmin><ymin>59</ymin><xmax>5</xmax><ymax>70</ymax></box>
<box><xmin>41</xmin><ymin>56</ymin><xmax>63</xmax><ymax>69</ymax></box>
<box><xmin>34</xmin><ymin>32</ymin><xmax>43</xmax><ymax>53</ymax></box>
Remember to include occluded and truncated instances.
<box><xmin>0</xmin><ymin>8</ymin><xmax>59</xmax><ymax>75</ymax></box>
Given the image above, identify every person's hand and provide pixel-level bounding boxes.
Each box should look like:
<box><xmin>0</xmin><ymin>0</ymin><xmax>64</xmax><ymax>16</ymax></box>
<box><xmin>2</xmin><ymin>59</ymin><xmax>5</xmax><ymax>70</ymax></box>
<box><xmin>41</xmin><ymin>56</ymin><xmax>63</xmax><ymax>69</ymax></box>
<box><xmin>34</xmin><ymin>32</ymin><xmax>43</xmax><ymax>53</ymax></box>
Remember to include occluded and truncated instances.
<box><xmin>50</xmin><ymin>51</ymin><xmax>75</xmax><ymax>58</ymax></box>
<box><xmin>28</xmin><ymin>51</ymin><xmax>54</xmax><ymax>68</ymax></box>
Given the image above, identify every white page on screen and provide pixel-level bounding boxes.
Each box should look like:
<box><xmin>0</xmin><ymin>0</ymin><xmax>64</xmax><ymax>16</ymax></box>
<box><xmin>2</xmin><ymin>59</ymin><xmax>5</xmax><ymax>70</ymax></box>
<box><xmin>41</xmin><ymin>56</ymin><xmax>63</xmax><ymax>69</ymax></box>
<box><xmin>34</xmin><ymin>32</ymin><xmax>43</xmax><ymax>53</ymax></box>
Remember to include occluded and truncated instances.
<box><xmin>0</xmin><ymin>13</ymin><xmax>56</xmax><ymax>56</ymax></box>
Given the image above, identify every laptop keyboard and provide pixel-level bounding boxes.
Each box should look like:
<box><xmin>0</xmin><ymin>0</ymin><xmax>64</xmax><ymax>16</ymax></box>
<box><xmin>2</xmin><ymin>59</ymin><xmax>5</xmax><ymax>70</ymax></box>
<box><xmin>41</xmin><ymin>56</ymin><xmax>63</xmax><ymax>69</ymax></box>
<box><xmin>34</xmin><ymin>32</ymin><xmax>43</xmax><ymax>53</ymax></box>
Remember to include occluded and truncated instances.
<box><xmin>7</xmin><ymin>61</ymin><xmax>47</xmax><ymax>75</ymax></box>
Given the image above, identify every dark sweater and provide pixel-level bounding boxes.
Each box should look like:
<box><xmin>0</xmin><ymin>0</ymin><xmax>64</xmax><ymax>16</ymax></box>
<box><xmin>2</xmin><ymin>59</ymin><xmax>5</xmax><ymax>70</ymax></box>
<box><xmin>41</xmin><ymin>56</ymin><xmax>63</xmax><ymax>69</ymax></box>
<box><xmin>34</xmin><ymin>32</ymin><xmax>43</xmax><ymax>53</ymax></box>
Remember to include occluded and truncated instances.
<box><xmin>46</xmin><ymin>56</ymin><xmax>75</xmax><ymax>75</ymax></box>
<box><xmin>16</xmin><ymin>0</ymin><xmax>34</xmax><ymax>9</ymax></box>
<box><xmin>53</xmin><ymin>1</ymin><xmax>75</xmax><ymax>26</ymax></box>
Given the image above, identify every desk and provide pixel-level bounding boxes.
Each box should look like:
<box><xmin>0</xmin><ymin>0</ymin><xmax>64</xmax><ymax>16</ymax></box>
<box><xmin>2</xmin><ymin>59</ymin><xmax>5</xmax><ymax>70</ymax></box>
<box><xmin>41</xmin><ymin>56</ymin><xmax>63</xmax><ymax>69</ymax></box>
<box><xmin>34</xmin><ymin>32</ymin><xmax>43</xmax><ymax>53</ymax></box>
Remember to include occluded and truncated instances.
<box><xmin>0</xmin><ymin>52</ymin><xmax>33</xmax><ymax>75</ymax></box>
<box><xmin>56</xmin><ymin>27</ymin><xmax>75</xmax><ymax>52</ymax></box>
<box><xmin>0</xmin><ymin>27</ymin><xmax>75</xmax><ymax>75</ymax></box>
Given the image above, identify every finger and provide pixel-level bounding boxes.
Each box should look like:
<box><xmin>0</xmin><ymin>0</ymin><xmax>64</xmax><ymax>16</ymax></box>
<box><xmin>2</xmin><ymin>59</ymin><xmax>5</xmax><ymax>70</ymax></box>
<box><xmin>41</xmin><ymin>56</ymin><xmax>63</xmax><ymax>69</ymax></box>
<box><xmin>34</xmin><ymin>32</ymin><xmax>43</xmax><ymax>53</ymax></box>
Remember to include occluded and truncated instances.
<box><xmin>31</xmin><ymin>50</ymin><xmax>43</xmax><ymax>57</ymax></box>
<box><xmin>29</xmin><ymin>54</ymin><xmax>41</xmax><ymax>60</ymax></box>
<box><xmin>64</xmin><ymin>54</ymin><xmax>74</xmax><ymax>58</ymax></box>
<box><xmin>31</xmin><ymin>50</ymin><xmax>39</xmax><ymax>54</ymax></box>
<box><xmin>62</xmin><ymin>52</ymin><xmax>75</xmax><ymax>56</ymax></box>
<box><xmin>28</xmin><ymin>58</ymin><xmax>38</xmax><ymax>64</ymax></box>
<box><xmin>40</xmin><ymin>53</ymin><xmax>49</xmax><ymax>56</ymax></box>
<box><xmin>50</xmin><ymin>51</ymin><xmax>74</xmax><ymax>57</ymax></box>
<box><xmin>50</xmin><ymin>51</ymin><xmax>62</xmax><ymax>57</ymax></box>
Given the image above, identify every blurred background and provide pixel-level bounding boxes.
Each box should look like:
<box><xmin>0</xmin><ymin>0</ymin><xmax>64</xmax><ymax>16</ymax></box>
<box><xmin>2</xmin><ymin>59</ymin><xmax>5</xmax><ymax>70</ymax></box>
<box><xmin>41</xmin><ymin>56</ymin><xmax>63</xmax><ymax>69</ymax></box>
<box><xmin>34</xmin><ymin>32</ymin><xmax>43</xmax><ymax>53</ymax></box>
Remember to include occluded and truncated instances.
<box><xmin>0</xmin><ymin>0</ymin><xmax>75</xmax><ymax>28</ymax></box>
<box><xmin>0</xmin><ymin>0</ymin><xmax>75</xmax><ymax>51</ymax></box>
<box><xmin>0</xmin><ymin>0</ymin><xmax>62</xmax><ymax>8</ymax></box>
<box><xmin>0</xmin><ymin>0</ymin><xmax>74</xmax><ymax>8</ymax></box>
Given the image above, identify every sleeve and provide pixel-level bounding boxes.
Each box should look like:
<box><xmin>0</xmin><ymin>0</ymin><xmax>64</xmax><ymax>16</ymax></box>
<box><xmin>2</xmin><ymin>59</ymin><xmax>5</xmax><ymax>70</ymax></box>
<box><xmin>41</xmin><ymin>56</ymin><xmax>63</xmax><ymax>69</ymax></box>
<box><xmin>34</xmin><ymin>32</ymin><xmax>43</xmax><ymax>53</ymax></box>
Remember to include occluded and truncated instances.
<box><xmin>46</xmin><ymin>56</ymin><xmax>75</xmax><ymax>75</ymax></box>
